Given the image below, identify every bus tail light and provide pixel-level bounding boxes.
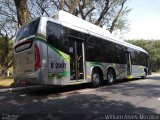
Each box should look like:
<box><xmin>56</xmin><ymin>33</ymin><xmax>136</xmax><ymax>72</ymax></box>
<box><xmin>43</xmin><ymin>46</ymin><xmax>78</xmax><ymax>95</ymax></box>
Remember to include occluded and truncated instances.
<box><xmin>35</xmin><ymin>45</ymin><xmax>41</xmax><ymax>71</ymax></box>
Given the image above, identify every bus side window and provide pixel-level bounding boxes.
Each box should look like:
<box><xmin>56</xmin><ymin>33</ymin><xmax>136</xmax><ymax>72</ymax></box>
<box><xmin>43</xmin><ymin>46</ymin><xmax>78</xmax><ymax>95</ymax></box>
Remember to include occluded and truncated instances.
<box><xmin>46</xmin><ymin>21</ymin><xmax>69</xmax><ymax>54</ymax></box>
<box><xmin>85</xmin><ymin>36</ymin><xmax>96</xmax><ymax>61</ymax></box>
<box><xmin>87</xmin><ymin>36</ymin><xmax>96</xmax><ymax>48</ymax></box>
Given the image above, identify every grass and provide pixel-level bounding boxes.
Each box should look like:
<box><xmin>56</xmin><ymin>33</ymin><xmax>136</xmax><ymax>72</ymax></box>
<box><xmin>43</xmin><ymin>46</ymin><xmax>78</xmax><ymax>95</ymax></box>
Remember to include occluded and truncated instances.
<box><xmin>0</xmin><ymin>77</ymin><xmax>14</xmax><ymax>88</ymax></box>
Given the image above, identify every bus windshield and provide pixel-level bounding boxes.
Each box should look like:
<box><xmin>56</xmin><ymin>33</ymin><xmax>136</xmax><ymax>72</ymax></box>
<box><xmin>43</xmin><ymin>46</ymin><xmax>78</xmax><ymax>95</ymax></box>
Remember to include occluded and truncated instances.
<box><xmin>16</xmin><ymin>18</ymin><xmax>40</xmax><ymax>42</ymax></box>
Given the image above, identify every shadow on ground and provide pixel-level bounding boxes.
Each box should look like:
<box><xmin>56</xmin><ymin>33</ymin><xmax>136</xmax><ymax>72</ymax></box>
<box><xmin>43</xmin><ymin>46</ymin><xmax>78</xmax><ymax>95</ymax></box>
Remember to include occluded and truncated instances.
<box><xmin>0</xmin><ymin>93</ymin><xmax>157</xmax><ymax>120</ymax></box>
<box><xmin>0</xmin><ymin>75</ymin><xmax>159</xmax><ymax>119</ymax></box>
<box><xmin>147</xmin><ymin>75</ymin><xmax>160</xmax><ymax>80</ymax></box>
<box><xmin>98</xmin><ymin>75</ymin><xmax>160</xmax><ymax>98</ymax></box>
<box><xmin>14</xmin><ymin>78</ymin><xmax>143</xmax><ymax>96</ymax></box>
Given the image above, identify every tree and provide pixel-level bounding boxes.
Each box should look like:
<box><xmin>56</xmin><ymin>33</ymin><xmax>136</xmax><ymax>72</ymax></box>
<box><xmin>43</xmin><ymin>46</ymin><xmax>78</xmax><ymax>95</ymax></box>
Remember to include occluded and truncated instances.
<box><xmin>0</xmin><ymin>0</ymin><xmax>17</xmax><ymax>71</ymax></box>
<box><xmin>13</xmin><ymin>0</ymin><xmax>30</xmax><ymax>26</ymax></box>
<box><xmin>1</xmin><ymin>0</ymin><xmax>131</xmax><ymax>33</ymax></box>
<box><xmin>0</xmin><ymin>37</ymin><xmax>13</xmax><ymax>70</ymax></box>
<box><xmin>0</xmin><ymin>0</ymin><xmax>131</xmax><ymax>70</ymax></box>
<box><xmin>51</xmin><ymin>0</ymin><xmax>131</xmax><ymax>33</ymax></box>
<box><xmin>27</xmin><ymin>0</ymin><xmax>54</xmax><ymax>18</ymax></box>
<box><xmin>0</xmin><ymin>0</ymin><xmax>17</xmax><ymax>37</ymax></box>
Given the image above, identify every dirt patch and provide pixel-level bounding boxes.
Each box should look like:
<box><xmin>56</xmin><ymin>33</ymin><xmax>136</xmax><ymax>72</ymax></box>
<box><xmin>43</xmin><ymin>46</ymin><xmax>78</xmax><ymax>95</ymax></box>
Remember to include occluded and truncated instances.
<box><xmin>0</xmin><ymin>78</ymin><xmax>14</xmax><ymax>88</ymax></box>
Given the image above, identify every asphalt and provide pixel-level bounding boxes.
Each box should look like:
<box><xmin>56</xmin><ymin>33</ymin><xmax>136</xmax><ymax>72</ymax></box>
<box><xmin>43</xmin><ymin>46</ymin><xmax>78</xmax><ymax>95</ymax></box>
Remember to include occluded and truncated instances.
<box><xmin>0</xmin><ymin>74</ymin><xmax>160</xmax><ymax>120</ymax></box>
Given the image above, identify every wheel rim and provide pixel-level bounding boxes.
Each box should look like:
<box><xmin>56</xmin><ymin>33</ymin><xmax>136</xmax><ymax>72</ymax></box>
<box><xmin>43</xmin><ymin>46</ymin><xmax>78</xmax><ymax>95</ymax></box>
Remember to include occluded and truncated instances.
<box><xmin>108</xmin><ymin>72</ymin><xmax>114</xmax><ymax>83</ymax></box>
<box><xmin>92</xmin><ymin>73</ymin><xmax>100</xmax><ymax>85</ymax></box>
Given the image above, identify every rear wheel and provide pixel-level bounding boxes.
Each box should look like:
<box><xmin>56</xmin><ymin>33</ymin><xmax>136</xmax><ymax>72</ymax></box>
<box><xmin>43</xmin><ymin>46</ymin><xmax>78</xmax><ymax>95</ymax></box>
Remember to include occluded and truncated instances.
<box><xmin>107</xmin><ymin>69</ymin><xmax>115</xmax><ymax>85</ymax></box>
<box><xmin>91</xmin><ymin>70</ymin><xmax>102</xmax><ymax>88</ymax></box>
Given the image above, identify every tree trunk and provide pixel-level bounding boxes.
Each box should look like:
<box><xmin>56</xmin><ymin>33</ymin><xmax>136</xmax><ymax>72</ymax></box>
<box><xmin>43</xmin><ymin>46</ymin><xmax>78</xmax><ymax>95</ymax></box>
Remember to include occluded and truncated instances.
<box><xmin>60</xmin><ymin>0</ymin><xmax>64</xmax><ymax>10</ymax></box>
<box><xmin>14</xmin><ymin>0</ymin><xmax>30</xmax><ymax>27</ymax></box>
<box><xmin>109</xmin><ymin>0</ymin><xmax>127</xmax><ymax>33</ymax></box>
<box><xmin>68</xmin><ymin>0</ymin><xmax>80</xmax><ymax>15</ymax></box>
<box><xmin>94</xmin><ymin>0</ymin><xmax>110</xmax><ymax>26</ymax></box>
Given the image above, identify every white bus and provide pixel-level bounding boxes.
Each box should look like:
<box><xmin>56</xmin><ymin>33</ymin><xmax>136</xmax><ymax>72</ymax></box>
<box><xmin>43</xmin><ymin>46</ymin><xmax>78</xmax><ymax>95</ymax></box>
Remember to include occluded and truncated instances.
<box><xmin>14</xmin><ymin>10</ymin><xmax>151</xmax><ymax>87</ymax></box>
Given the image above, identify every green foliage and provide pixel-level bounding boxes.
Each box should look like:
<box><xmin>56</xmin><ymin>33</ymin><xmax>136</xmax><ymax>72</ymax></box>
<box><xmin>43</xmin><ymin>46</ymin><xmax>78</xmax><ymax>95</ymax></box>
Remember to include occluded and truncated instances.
<box><xmin>126</xmin><ymin>39</ymin><xmax>160</xmax><ymax>72</ymax></box>
<box><xmin>0</xmin><ymin>37</ymin><xmax>13</xmax><ymax>70</ymax></box>
<box><xmin>90</xmin><ymin>0</ymin><xmax>131</xmax><ymax>33</ymax></box>
<box><xmin>0</xmin><ymin>0</ymin><xmax>131</xmax><ymax>71</ymax></box>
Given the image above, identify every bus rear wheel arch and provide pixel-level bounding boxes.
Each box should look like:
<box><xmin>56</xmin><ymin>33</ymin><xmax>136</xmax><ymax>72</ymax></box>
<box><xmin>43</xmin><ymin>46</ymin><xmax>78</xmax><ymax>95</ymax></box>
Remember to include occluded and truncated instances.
<box><xmin>107</xmin><ymin>68</ymin><xmax>116</xmax><ymax>85</ymax></box>
<box><xmin>91</xmin><ymin>67</ymin><xmax>103</xmax><ymax>88</ymax></box>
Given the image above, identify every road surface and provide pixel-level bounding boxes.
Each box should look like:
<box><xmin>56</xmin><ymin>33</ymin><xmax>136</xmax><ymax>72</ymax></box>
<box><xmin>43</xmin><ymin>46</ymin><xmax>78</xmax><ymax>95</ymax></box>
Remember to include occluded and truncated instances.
<box><xmin>0</xmin><ymin>74</ymin><xmax>160</xmax><ymax>120</ymax></box>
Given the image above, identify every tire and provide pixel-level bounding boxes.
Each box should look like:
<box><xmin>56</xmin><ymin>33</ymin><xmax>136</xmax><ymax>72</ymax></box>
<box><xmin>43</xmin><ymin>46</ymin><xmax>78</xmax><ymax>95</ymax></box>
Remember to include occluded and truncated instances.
<box><xmin>91</xmin><ymin>70</ymin><xmax>102</xmax><ymax>88</ymax></box>
<box><xmin>107</xmin><ymin>69</ymin><xmax>115</xmax><ymax>85</ymax></box>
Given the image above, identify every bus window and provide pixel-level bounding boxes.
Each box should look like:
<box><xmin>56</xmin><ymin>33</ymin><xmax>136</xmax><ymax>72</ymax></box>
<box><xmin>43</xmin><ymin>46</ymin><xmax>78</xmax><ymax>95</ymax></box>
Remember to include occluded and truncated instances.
<box><xmin>47</xmin><ymin>21</ymin><xmax>68</xmax><ymax>53</ymax></box>
<box><xmin>16</xmin><ymin>18</ymin><xmax>40</xmax><ymax>42</ymax></box>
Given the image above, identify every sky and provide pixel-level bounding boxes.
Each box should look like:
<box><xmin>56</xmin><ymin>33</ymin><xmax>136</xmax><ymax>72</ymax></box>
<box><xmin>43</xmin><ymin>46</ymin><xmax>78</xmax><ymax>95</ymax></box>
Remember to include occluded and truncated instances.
<box><xmin>124</xmin><ymin>0</ymin><xmax>160</xmax><ymax>40</ymax></box>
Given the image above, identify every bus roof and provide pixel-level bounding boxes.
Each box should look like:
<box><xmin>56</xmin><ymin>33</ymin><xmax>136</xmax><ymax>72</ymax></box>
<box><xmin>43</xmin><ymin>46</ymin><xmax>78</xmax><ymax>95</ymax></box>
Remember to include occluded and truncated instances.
<box><xmin>49</xmin><ymin>11</ymin><xmax>148</xmax><ymax>54</ymax></box>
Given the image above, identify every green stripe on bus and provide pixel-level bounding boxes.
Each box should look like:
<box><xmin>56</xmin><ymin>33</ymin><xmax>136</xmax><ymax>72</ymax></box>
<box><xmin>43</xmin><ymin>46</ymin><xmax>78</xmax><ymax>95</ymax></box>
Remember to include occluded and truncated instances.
<box><xmin>48</xmin><ymin>71</ymin><xmax>70</xmax><ymax>79</ymax></box>
<box><xmin>127</xmin><ymin>75</ymin><xmax>133</xmax><ymax>79</ymax></box>
<box><xmin>86</xmin><ymin>62</ymin><xmax>102</xmax><ymax>67</ymax></box>
<box><xmin>36</xmin><ymin>33</ymin><xmax>47</xmax><ymax>39</ymax></box>
<box><xmin>57</xmin><ymin>71</ymin><xmax>70</xmax><ymax>78</ymax></box>
<box><xmin>35</xmin><ymin>35</ymin><xmax>70</xmax><ymax>62</ymax></box>
<box><xmin>87</xmin><ymin>75</ymin><xmax>91</xmax><ymax>78</ymax></box>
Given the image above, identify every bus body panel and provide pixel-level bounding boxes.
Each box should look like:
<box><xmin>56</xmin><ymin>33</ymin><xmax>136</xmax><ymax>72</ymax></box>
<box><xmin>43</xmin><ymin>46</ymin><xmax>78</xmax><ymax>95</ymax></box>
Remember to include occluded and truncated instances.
<box><xmin>14</xmin><ymin>42</ymin><xmax>35</xmax><ymax>75</ymax></box>
<box><xmin>14</xmin><ymin>12</ymin><xmax>151</xmax><ymax>86</ymax></box>
<box><xmin>131</xmin><ymin>65</ymin><xmax>146</xmax><ymax>78</ymax></box>
<box><xmin>14</xmin><ymin>40</ymin><xmax>36</xmax><ymax>83</ymax></box>
<box><xmin>47</xmin><ymin>45</ymin><xmax>70</xmax><ymax>85</ymax></box>
<box><xmin>14</xmin><ymin>38</ymin><xmax>48</xmax><ymax>84</ymax></box>
<box><xmin>86</xmin><ymin>62</ymin><xmax>147</xmax><ymax>81</ymax></box>
<box><xmin>86</xmin><ymin>62</ymin><xmax>128</xmax><ymax>81</ymax></box>
<box><xmin>34</xmin><ymin>39</ymin><xmax>48</xmax><ymax>84</ymax></box>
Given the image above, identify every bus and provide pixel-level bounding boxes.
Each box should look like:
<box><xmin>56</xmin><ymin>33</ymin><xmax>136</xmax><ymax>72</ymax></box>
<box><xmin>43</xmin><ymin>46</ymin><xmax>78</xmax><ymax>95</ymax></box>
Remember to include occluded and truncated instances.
<box><xmin>14</xmin><ymin>10</ymin><xmax>151</xmax><ymax>87</ymax></box>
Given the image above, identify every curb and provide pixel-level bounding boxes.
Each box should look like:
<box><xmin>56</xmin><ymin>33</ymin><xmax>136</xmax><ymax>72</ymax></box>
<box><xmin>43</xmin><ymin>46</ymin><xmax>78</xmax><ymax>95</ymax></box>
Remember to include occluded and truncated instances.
<box><xmin>0</xmin><ymin>85</ymin><xmax>43</xmax><ymax>93</ymax></box>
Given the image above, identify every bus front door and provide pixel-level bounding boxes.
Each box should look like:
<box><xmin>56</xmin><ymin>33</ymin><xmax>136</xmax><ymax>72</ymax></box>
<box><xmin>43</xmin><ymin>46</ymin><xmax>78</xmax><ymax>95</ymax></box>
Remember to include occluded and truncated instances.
<box><xmin>126</xmin><ymin>52</ymin><xmax>132</xmax><ymax>76</ymax></box>
<box><xmin>69</xmin><ymin>39</ymin><xmax>84</xmax><ymax>81</ymax></box>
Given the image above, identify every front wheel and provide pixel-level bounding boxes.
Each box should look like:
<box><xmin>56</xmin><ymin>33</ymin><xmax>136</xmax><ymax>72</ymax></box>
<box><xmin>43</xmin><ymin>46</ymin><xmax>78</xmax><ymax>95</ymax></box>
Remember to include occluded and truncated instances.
<box><xmin>107</xmin><ymin>69</ymin><xmax>115</xmax><ymax>85</ymax></box>
<box><xmin>91</xmin><ymin>70</ymin><xmax>102</xmax><ymax>88</ymax></box>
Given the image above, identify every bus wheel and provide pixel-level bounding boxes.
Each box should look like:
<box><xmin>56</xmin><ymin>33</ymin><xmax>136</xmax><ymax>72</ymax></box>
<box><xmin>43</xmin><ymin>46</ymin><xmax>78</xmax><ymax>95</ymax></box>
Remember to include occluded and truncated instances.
<box><xmin>91</xmin><ymin>70</ymin><xmax>102</xmax><ymax>88</ymax></box>
<box><xmin>107</xmin><ymin>69</ymin><xmax>115</xmax><ymax>85</ymax></box>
